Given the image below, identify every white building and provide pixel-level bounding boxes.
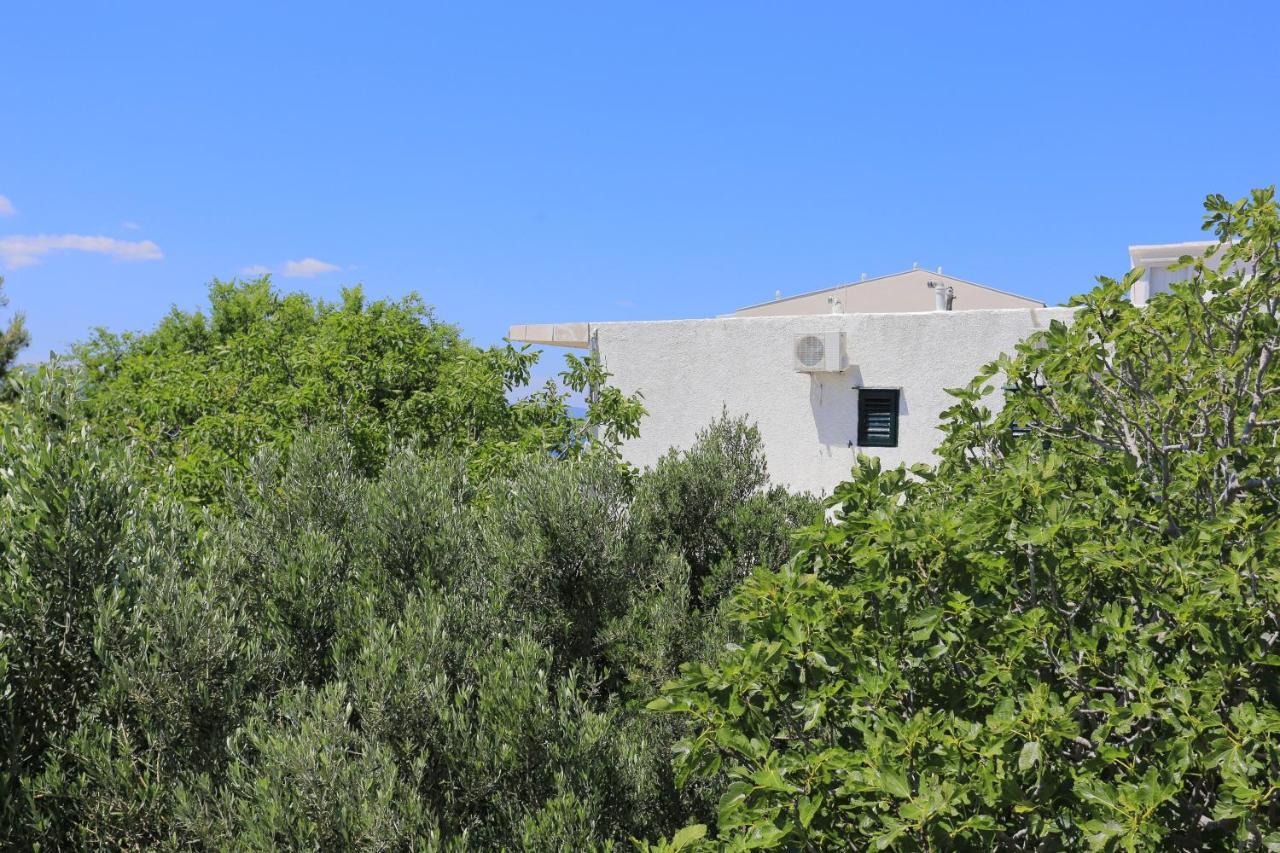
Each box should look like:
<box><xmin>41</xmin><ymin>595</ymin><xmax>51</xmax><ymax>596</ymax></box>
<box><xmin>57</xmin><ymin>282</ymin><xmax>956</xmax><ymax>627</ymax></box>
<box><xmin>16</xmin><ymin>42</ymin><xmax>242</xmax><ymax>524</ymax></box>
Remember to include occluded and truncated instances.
<box><xmin>512</xmin><ymin>248</ymin><xmax>1187</xmax><ymax>495</ymax></box>
<box><xmin>1127</xmin><ymin>241</ymin><xmax>1213</xmax><ymax>305</ymax></box>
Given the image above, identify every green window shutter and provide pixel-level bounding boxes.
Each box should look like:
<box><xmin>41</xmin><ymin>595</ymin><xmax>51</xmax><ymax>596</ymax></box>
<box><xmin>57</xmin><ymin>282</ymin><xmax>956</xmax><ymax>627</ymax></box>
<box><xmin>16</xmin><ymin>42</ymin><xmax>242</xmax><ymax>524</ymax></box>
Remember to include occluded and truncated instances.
<box><xmin>858</xmin><ymin>389</ymin><xmax>899</xmax><ymax>447</ymax></box>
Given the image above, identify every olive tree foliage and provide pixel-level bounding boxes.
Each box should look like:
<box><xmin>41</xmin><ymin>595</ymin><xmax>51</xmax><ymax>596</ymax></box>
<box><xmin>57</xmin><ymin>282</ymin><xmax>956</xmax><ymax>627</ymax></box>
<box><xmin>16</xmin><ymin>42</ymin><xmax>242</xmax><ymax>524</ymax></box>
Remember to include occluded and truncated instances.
<box><xmin>0</xmin><ymin>275</ymin><xmax>29</xmax><ymax>382</ymax></box>
<box><xmin>631</xmin><ymin>412</ymin><xmax>817</xmax><ymax>610</ymax></box>
<box><xmin>649</xmin><ymin>189</ymin><xmax>1280</xmax><ymax>850</ymax></box>
<box><xmin>1</xmin><ymin>339</ymin><xmax>817</xmax><ymax>849</ymax></box>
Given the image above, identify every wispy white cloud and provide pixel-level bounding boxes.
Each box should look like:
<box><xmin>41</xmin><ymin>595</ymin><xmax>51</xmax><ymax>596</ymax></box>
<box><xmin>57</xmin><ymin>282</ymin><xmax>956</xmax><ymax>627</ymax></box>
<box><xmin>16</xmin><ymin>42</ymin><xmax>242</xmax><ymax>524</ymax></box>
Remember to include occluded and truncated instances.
<box><xmin>0</xmin><ymin>195</ymin><xmax>16</xmax><ymax>217</ymax></box>
<box><xmin>281</xmin><ymin>257</ymin><xmax>340</xmax><ymax>278</ymax></box>
<box><xmin>239</xmin><ymin>257</ymin><xmax>342</xmax><ymax>279</ymax></box>
<box><xmin>0</xmin><ymin>234</ymin><xmax>163</xmax><ymax>269</ymax></box>
<box><xmin>121</xmin><ymin>221</ymin><xmax>142</xmax><ymax>231</ymax></box>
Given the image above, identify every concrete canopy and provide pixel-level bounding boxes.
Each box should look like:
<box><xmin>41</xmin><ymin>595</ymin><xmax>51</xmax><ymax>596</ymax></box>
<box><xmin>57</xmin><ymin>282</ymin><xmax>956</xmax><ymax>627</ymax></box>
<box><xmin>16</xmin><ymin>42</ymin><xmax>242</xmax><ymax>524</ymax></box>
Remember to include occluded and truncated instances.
<box><xmin>507</xmin><ymin>322</ymin><xmax>591</xmax><ymax>348</ymax></box>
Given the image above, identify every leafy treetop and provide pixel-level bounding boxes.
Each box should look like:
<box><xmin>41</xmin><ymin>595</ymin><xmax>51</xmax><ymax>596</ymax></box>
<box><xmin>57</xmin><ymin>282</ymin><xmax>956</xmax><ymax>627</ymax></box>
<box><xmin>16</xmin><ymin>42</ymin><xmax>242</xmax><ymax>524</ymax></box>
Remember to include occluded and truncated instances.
<box><xmin>648</xmin><ymin>188</ymin><xmax>1280</xmax><ymax>851</ymax></box>
<box><xmin>71</xmin><ymin>277</ymin><xmax>643</xmax><ymax>504</ymax></box>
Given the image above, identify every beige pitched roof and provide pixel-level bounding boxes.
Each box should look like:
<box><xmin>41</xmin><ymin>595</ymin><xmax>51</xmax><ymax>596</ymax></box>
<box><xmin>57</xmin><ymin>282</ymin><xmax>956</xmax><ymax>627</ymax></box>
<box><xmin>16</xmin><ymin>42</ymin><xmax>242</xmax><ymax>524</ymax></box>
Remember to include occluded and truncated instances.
<box><xmin>508</xmin><ymin>269</ymin><xmax>1045</xmax><ymax>347</ymax></box>
<box><xmin>732</xmin><ymin>269</ymin><xmax>1043</xmax><ymax>317</ymax></box>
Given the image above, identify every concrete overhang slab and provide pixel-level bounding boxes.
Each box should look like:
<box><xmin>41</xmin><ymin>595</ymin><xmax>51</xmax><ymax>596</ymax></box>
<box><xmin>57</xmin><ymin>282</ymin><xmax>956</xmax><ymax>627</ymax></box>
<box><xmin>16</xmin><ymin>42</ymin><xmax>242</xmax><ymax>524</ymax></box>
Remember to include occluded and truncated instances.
<box><xmin>508</xmin><ymin>322</ymin><xmax>590</xmax><ymax>348</ymax></box>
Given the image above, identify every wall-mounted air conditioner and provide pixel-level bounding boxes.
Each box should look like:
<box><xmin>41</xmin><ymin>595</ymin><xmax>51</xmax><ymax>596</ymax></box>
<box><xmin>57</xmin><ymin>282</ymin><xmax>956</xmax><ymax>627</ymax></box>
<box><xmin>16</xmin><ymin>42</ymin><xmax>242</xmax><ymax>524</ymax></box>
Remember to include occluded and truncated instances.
<box><xmin>793</xmin><ymin>332</ymin><xmax>844</xmax><ymax>373</ymax></box>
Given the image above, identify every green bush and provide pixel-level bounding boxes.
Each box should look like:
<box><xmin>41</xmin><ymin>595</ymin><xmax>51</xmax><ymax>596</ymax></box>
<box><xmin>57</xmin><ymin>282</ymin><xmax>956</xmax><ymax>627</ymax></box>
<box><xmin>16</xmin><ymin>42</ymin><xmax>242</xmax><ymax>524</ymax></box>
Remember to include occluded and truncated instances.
<box><xmin>71</xmin><ymin>279</ymin><xmax>643</xmax><ymax>505</ymax></box>
<box><xmin>0</xmin><ymin>368</ymin><xmax>141</xmax><ymax>833</ymax></box>
<box><xmin>633</xmin><ymin>413</ymin><xmax>817</xmax><ymax>610</ymax></box>
<box><xmin>0</xmin><ymin>275</ymin><xmax>27</xmax><ymax>382</ymax></box>
<box><xmin>650</xmin><ymin>190</ymin><xmax>1280</xmax><ymax>849</ymax></box>
<box><xmin>2</xmin><ymin>350</ymin><xmax>810</xmax><ymax>848</ymax></box>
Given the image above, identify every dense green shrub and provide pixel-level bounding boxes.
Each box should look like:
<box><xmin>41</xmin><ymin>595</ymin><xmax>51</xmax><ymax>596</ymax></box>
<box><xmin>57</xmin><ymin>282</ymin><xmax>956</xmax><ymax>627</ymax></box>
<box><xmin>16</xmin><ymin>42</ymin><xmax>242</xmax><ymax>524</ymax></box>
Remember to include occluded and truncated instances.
<box><xmin>0</xmin><ymin>275</ymin><xmax>27</xmax><ymax>382</ymax></box>
<box><xmin>1</xmin><ymin>347</ymin><xmax>812</xmax><ymax>849</ymax></box>
<box><xmin>0</xmin><ymin>369</ymin><xmax>142</xmax><ymax>833</ymax></box>
<box><xmin>633</xmin><ymin>413</ymin><xmax>818</xmax><ymax>610</ymax></box>
<box><xmin>650</xmin><ymin>190</ymin><xmax>1280</xmax><ymax>849</ymax></box>
<box><xmin>71</xmin><ymin>278</ymin><xmax>642</xmax><ymax>504</ymax></box>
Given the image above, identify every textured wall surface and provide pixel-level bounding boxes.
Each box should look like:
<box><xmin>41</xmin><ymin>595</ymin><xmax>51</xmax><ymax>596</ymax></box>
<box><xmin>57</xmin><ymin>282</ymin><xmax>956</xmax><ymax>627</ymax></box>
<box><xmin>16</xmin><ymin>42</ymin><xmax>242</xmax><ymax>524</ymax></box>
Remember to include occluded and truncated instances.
<box><xmin>594</xmin><ymin>307</ymin><xmax>1076</xmax><ymax>495</ymax></box>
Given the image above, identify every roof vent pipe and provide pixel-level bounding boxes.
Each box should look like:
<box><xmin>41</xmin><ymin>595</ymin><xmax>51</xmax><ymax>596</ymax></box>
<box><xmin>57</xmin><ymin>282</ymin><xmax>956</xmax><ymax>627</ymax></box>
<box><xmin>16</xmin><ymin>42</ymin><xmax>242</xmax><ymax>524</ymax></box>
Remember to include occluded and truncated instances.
<box><xmin>927</xmin><ymin>280</ymin><xmax>954</xmax><ymax>311</ymax></box>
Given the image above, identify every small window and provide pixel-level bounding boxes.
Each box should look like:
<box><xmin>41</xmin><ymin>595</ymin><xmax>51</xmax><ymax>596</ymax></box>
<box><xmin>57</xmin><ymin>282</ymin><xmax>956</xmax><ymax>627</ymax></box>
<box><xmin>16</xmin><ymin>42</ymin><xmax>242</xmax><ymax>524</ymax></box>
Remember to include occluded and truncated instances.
<box><xmin>857</xmin><ymin>389</ymin><xmax>899</xmax><ymax>447</ymax></box>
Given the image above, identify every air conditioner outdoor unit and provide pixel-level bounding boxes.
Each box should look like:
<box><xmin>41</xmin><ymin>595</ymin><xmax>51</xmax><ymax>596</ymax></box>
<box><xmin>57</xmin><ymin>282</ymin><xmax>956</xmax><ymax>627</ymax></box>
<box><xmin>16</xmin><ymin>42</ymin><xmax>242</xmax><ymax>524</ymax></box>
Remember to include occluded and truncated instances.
<box><xmin>793</xmin><ymin>332</ymin><xmax>844</xmax><ymax>373</ymax></box>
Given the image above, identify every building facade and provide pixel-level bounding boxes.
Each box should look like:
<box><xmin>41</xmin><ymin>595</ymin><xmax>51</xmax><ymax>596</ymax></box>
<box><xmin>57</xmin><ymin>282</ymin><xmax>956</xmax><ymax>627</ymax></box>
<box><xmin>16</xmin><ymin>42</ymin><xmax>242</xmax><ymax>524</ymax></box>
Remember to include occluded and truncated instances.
<box><xmin>512</xmin><ymin>246</ymin><xmax>1183</xmax><ymax>495</ymax></box>
<box><xmin>1127</xmin><ymin>241</ymin><xmax>1240</xmax><ymax>305</ymax></box>
<box><xmin>590</xmin><ymin>308</ymin><xmax>1073</xmax><ymax>494</ymax></box>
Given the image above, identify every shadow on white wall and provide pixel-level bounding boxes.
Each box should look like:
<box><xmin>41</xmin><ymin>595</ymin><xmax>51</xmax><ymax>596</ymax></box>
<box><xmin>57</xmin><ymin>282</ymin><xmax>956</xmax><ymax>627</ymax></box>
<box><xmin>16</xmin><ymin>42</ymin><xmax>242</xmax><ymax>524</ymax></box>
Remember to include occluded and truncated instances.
<box><xmin>807</xmin><ymin>367</ymin><xmax>911</xmax><ymax>453</ymax></box>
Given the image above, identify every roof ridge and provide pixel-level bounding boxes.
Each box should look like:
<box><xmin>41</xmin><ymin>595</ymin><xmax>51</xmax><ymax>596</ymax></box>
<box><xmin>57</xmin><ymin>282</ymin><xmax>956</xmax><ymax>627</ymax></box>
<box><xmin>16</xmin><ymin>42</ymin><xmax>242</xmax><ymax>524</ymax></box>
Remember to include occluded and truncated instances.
<box><xmin>734</xmin><ymin>268</ymin><xmax>1042</xmax><ymax>312</ymax></box>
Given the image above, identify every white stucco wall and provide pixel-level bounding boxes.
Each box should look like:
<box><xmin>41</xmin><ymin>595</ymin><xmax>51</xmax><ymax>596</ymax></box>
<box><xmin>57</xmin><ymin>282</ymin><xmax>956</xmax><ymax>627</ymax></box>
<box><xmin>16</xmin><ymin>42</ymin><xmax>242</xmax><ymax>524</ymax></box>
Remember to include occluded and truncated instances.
<box><xmin>593</xmin><ymin>307</ymin><xmax>1076</xmax><ymax>495</ymax></box>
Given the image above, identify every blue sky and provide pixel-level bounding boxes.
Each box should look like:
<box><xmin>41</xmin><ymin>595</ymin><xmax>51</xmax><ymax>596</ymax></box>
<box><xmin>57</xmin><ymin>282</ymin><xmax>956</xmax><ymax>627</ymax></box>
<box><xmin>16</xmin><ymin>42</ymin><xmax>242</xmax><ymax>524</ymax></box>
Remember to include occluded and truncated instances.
<box><xmin>3</xmin><ymin>2</ymin><xmax>1278</xmax><ymax>379</ymax></box>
